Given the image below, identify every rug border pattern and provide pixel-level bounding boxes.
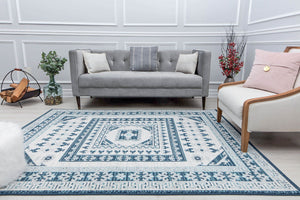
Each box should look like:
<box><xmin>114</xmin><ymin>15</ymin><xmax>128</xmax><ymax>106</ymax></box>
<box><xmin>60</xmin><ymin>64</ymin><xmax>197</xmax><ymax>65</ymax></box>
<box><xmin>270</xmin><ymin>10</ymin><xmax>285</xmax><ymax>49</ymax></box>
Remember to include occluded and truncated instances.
<box><xmin>0</xmin><ymin>109</ymin><xmax>299</xmax><ymax>196</ymax></box>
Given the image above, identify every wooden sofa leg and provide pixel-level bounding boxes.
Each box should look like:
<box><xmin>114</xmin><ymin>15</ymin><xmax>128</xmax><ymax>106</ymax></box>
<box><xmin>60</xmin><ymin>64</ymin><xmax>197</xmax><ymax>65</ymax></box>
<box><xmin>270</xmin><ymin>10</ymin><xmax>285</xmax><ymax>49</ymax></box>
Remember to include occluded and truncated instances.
<box><xmin>202</xmin><ymin>97</ymin><xmax>206</xmax><ymax>110</ymax></box>
<box><xmin>241</xmin><ymin>128</ymin><xmax>250</xmax><ymax>152</ymax></box>
<box><xmin>76</xmin><ymin>96</ymin><xmax>81</xmax><ymax>110</ymax></box>
<box><xmin>217</xmin><ymin>107</ymin><xmax>222</xmax><ymax>123</ymax></box>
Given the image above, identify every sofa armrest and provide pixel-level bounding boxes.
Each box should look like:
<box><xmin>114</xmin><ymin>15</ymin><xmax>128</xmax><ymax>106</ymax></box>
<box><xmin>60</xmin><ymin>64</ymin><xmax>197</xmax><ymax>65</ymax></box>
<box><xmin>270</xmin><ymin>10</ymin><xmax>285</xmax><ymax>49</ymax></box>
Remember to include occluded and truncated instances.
<box><xmin>69</xmin><ymin>49</ymin><xmax>91</xmax><ymax>96</ymax></box>
<box><xmin>244</xmin><ymin>87</ymin><xmax>300</xmax><ymax>132</ymax></box>
<box><xmin>193</xmin><ymin>50</ymin><xmax>211</xmax><ymax>97</ymax></box>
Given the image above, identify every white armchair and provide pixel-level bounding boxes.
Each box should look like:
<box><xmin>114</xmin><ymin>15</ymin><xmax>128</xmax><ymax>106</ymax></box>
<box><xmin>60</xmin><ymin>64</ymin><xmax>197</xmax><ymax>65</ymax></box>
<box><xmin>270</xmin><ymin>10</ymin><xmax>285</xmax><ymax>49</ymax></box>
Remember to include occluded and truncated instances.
<box><xmin>217</xmin><ymin>47</ymin><xmax>300</xmax><ymax>152</ymax></box>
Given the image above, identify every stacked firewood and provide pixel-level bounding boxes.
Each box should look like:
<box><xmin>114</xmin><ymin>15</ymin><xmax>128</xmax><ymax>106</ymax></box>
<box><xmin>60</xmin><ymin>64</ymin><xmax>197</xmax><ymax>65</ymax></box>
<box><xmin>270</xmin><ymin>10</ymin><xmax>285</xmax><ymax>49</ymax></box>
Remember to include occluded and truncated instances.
<box><xmin>0</xmin><ymin>78</ymin><xmax>31</xmax><ymax>103</ymax></box>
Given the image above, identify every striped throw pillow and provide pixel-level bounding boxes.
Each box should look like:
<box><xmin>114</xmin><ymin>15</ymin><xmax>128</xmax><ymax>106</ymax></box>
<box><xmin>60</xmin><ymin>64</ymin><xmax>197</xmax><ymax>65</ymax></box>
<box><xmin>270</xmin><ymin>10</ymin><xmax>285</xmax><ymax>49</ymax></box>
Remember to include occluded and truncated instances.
<box><xmin>130</xmin><ymin>47</ymin><xmax>158</xmax><ymax>71</ymax></box>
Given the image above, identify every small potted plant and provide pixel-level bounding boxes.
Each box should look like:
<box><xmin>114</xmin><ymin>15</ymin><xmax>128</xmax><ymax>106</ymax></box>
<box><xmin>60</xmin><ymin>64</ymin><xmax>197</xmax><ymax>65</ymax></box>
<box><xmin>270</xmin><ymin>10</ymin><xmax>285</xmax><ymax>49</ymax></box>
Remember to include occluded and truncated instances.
<box><xmin>38</xmin><ymin>51</ymin><xmax>67</xmax><ymax>105</ymax></box>
<box><xmin>219</xmin><ymin>26</ymin><xmax>247</xmax><ymax>83</ymax></box>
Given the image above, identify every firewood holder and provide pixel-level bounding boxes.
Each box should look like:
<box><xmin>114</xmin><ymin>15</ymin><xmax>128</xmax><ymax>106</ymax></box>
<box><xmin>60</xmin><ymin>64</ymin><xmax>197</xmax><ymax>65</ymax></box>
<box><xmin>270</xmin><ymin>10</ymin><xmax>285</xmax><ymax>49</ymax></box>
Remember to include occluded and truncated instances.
<box><xmin>0</xmin><ymin>68</ymin><xmax>43</xmax><ymax>108</ymax></box>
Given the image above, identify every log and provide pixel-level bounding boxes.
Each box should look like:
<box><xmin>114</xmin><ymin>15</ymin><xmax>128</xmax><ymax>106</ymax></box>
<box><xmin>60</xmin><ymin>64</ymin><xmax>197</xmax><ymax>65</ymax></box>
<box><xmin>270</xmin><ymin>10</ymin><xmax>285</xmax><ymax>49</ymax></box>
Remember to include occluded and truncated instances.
<box><xmin>10</xmin><ymin>83</ymin><xmax>36</xmax><ymax>92</ymax></box>
<box><xmin>0</xmin><ymin>90</ymin><xmax>14</xmax><ymax>98</ymax></box>
<box><xmin>11</xmin><ymin>78</ymin><xmax>29</xmax><ymax>102</ymax></box>
<box><xmin>0</xmin><ymin>91</ymin><xmax>7</xmax><ymax>98</ymax></box>
<box><xmin>10</xmin><ymin>83</ymin><xmax>42</xmax><ymax>94</ymax></box>
<box><xmin>6</xmin><ymin>96</ymin><xmax>12</xmax><ymax>103</ymax></box>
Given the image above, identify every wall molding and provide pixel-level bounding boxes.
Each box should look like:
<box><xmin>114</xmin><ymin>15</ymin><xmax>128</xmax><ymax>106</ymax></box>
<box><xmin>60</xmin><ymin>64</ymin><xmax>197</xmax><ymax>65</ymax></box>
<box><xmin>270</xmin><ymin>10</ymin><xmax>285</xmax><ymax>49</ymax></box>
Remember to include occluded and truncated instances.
<box><xmin>183</xmin><ymin>42</ymin><xmax>222</xmax><ymax>50</ymax></box>
<box><xmin>1</xmin><ymin>28</ymin><xmax>299</xmax><ymax>37</ymax></box>
<box><xmin>0</xmin><ymin>0</ymin><xmax>13</xmax><ymax>24</ymax></box>
<box><xmin>183</xmin><ymin>0</ymin><xmax>241</xmax><ymax>27</ymax></box>
<box><xmin>0</xmin><ymin>40</ymin><xmax>19</xmax><ymax>68</ymax></box>
<box><xmin>248</xmin><ymin>0</ymin><xmax>300</xmax><ymax>25</ymax></box>
<box><xmin>247</xmin><ymin>25</ymin><xmax>300</xmax><ymax>36</ymax></box>
<box><xmin>21</xmin><ymin>40</ymin><xmax>118</xmax><ymax>70</ymax></box>
<box><xmin>247</xmin><ymin>40</ymin><xmax>300</xmax><ymax>45</ymax></box>
<box><xmin>0</xmin><ymin>29</ymin><xmax>242</xmax><ymax>37</ymax></box>
<box><xmin>123</xmin><ymin>0</ymin><xmax>179</xmax><ymax>26</ymax></box>
<box><xmin>15</xmin><ymin>0</ymin><xmax>118</xmax><ymax>26</ymax></box>
<box><xmin>0</xmin><ymin>27</ymin><xmax>298</xmax><ymax>38</ymax></box>
<box><xmin>124</xmin><ymin>42</ymin><xmax>178</xmax><ymax>50</ymax></box>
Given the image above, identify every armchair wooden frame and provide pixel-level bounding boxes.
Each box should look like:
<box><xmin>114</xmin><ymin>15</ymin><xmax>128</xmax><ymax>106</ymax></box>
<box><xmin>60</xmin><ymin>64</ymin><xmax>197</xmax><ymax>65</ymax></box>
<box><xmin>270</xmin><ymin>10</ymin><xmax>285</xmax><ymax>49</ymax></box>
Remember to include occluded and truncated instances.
<box><xmin>217</xmin><ymin>46</ymin><xmax>300</xmax><ymax>152</ymax></box>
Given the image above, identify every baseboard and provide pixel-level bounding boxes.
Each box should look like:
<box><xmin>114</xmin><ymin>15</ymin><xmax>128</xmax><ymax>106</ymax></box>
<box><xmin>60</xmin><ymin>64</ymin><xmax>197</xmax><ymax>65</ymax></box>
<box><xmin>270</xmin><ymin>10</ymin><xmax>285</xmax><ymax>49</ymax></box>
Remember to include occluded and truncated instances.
<box><xmin>63</xmin><ymin>89</ymin><xmax>73</xmax><ymax>98</ymax></box>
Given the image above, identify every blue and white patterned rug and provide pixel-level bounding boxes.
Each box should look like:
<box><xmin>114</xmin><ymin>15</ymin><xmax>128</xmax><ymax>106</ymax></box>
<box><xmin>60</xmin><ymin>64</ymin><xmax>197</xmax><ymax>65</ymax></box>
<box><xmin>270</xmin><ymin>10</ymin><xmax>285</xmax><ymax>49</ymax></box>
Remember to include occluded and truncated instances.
<box><xmin>1</xmin><ymin>109</ymin><xmax>299</xmax><ymax>195</ymax></box>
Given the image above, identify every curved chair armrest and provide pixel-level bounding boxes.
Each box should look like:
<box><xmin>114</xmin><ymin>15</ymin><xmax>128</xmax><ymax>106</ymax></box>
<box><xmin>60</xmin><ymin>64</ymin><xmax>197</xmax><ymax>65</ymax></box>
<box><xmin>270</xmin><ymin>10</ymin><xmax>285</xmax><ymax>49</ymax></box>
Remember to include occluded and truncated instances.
<box><xmin>218</xmin><ymin>81</ymin><xmax>246</xmax><ymax>91</ymax></box>
<box><xmin>242</xmin><ymin>87</ymin><xmax>300</xmax><ymax>132</ymax></box>
<box><xmin>243</xmin><ymin>87</ymin><xmax>300</xmax><ymax>107</ymax></box>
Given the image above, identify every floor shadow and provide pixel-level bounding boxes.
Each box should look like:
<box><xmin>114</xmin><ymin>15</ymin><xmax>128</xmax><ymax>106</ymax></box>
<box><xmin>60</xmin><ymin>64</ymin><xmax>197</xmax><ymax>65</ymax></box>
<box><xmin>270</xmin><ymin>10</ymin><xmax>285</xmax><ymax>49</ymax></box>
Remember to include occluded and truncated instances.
<box><xmin>83</xmin><ymin>97</ymin><xmax>203</xmax><ymax>109</ymax></box>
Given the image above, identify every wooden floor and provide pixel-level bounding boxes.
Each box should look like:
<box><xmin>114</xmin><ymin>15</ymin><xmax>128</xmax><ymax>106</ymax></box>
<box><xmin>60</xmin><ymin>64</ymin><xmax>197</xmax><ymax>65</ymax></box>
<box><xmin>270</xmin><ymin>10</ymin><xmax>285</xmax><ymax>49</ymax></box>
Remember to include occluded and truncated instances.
<box><xmin>0</xmin><ymin>97</ymin><xmax>299</xmax><ymax>200</ymax></box>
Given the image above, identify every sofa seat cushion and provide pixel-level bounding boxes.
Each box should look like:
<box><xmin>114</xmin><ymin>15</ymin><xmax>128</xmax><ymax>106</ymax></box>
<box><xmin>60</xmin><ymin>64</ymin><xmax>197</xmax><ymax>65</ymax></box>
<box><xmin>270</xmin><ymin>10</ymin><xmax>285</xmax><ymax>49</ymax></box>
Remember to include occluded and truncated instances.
<box><xmin>218</xmin><ymin>84</ymin><xmax>275</xmax><ymax>119</ymax></box>
<box><xmin>79</xmin><ymin>71</ymin><xmax>202</xmax><ymax>88</ymax></box>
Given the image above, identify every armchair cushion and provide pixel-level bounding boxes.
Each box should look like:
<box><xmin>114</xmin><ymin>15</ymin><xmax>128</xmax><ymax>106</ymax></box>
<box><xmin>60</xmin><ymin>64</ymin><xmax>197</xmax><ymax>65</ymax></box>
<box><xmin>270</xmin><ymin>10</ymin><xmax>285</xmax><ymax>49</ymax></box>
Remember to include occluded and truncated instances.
<box><xmin>244</xmin><ymin>49</ymin><xmax>300</xmax><ymax>93</ymax></box>
<box><xmin>218</xmin><ymin>84</ymin><xmax>275</xmax><ymax>119</ymax></box>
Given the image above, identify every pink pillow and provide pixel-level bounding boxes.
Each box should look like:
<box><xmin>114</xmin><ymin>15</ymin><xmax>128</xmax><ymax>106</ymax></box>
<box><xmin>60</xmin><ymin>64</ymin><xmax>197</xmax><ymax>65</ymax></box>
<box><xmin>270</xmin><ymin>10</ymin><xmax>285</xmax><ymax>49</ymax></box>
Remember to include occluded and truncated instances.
<box><xmin>244</xmin><ymin>49</ymin><xmax>300</xmax><ymax>93</ymax></box>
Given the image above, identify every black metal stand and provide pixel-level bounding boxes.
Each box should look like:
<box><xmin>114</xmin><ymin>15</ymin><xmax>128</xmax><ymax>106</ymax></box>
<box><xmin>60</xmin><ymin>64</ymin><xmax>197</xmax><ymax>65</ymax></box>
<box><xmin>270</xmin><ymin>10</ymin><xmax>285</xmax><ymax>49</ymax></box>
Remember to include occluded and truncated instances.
<box><xmin>0</xmin><ymin>68</ymin><xmax>43</xmax><ymax>108</ymax></box>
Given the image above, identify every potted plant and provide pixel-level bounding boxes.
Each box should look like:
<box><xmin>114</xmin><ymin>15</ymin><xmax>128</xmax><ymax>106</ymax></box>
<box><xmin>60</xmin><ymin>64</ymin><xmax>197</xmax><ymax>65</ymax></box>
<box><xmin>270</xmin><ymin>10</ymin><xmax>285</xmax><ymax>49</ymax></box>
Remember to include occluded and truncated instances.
<box><xmin>38</xmin><ymin>51</ymin><xmax>67</xmax><ymax>105</ymax></box>
<box><xmin>219</xmin><ymin>26</ymin><xmax>247</xmax><ymax>83</ymax></box>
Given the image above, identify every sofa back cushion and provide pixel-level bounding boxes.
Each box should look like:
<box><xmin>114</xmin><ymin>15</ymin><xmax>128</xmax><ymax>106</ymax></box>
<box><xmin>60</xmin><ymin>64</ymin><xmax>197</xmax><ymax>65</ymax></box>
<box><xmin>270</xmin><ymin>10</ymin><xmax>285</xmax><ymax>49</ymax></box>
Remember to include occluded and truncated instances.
<box><xmin>130</xmin><ymin>47</ymin><xmax>159</xmax><ymax>71</ymax></box>
<box><xmin>91</xmin><ymin>50</ymin><xmax>130</xmax><ymax>71</ymax></box>
<box><xmin>90</xmin><ymin>50</ymin><xmax>192</xmax><ymax>72</ymax></box>
<box><xmin>158</xmin><ymin>50</ymin><xmax>191</xmax><ymax>72</ymax></box>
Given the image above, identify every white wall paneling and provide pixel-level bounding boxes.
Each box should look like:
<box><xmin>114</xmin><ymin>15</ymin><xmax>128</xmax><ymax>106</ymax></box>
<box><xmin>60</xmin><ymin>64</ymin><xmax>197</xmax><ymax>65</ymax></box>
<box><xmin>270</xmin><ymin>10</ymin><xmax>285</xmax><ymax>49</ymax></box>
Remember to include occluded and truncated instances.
<box><xmin>124</xmin><ymin>42</ymin><xmax>178</xmax><ymax>50</ymax></box>
<box><xmin>184</xmin><ymin>0</ymin><xmax>241</xmax><ymax>26</ymax></box>
<box><xmin>0</xmin><ymin>0</ymin><xmax>12</xmax><ymax>24</ymax></box>
<box><xmin>16</xmin><ymin>0</ymin><xmax>117</xmax><ymax>26</ymax></box>
<box><xmin>123</xmin><ymin>0</ymin><xmax>178</xmax><ymax>26</ymax></box>
<box><xmin>0</xmin><ymin>41</ymin><xmax>19</xmax><ymax>81</ymax></box>
<box><xmin>21</xmin><ymin>41</ymin><xmax>118</xmax><ymax>83</ymax></box>
<box><xmin>0</xmin><ymin>0</ymin><xmax>299</xmax><ymax>97</ymax></box>
<box><xmin>248</xmin><ymin>0</ymin><xmax>300</xmax><ymax>25</ymax></box>
<box><xmin>247</xmin><ymin>25</ymin><xmax>300</xmax><ymax>36</ymax></box>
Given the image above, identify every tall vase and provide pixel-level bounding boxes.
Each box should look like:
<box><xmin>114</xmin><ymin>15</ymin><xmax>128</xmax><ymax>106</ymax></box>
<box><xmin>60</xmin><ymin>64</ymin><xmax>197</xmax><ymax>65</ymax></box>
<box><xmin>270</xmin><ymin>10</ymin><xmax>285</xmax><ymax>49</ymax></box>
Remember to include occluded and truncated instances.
<box><xmin>43</xmin><ymin>74</ymin><xmax>62</xmax><ymax>105</ymax></box>
<box><xmin>224</xmin><ymin>76</ymin><xmax>235</xmax><ymax>83</ymax></box>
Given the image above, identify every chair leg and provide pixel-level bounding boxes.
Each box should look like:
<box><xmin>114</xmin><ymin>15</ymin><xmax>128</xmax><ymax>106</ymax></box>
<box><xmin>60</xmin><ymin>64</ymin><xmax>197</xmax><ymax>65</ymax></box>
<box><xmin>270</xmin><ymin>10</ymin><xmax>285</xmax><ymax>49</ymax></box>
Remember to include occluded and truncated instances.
<box><xmin>241</xmin><ymin>128</ymin><xmax>250</xmax><ymax>152</ymax></box>
<box><xmin>76</xmin><ymin>96</ymin><xmax>81</xmax><ymax>110</ymax></box>
<box><xmin>217</xmin><ymin>107</ymin><xmax>222</xmax><ymax>123</ymax></box>
<box><xmin>202</xmin><ymin>97</ymin><xmax>206</xmax><ymax>110</ymax></box>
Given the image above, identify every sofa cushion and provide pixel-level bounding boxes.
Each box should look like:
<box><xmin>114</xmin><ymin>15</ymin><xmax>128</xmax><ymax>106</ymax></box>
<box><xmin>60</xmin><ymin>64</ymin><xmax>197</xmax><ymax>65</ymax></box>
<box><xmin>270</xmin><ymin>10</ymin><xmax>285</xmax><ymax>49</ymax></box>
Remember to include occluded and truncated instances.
<box><xmin>244</xmin><ymin>49</ymin><xmax>300</xmax><ymax>93</ymax></box>
<box><xmin>79</xmin><ymin>71</ymin><xmax>202</xmax><ymax>89</ymax></box>
<box><xmin>130</xmin><ymin>47</ymin><xmax>159</xmax><ymax>71</ymax></box>
<box><xmin>89</xmin><ymin>50</ymin><xmax>193</xmax><ymax>72</ymax></box>
<box><xmin>91</xmin><ymin>50</ymin><xmax>131</xmax><ymax>71</ymax></box>
<box><xmin>175</xmin><ymin>52</ymin><xmax>198</xmax><ymax>74</ymax></box>
<box><xmin>158</xmin><ymin>51</ymin><xmax>190</xmax><ymax>72</ymax></box>
<box><xmin>218</xmin><ymin>84</ymin><xmax>275</xmax><ymax>119</ymax></box>
<box><xmin>83</xmin><ymin>52</ymin><xmax>110</xmax><ymax>73</ymax></box>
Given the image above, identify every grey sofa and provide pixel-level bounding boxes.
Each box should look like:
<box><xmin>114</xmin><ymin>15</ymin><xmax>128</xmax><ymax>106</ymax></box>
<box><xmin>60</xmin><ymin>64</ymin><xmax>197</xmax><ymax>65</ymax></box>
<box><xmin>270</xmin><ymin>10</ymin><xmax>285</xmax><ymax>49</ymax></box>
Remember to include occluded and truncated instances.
<box><xmin>69</xmin><ymin>49</ymin><xmax>211</xmax><ymax>109</ymax></box>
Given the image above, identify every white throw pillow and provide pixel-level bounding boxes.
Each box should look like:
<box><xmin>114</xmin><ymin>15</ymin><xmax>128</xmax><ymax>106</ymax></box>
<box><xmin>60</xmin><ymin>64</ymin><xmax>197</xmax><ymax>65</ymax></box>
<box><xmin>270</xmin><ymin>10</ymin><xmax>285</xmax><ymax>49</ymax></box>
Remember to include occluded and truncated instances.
<box><xmin>175</xmin><ymin>52</ymin><xmax>198</xmax><ymax>74</ymax></box>
<box><xmin>83</xmin><ymin>53</ymin><xmax>110</xmax><ymax>73</ymax></box>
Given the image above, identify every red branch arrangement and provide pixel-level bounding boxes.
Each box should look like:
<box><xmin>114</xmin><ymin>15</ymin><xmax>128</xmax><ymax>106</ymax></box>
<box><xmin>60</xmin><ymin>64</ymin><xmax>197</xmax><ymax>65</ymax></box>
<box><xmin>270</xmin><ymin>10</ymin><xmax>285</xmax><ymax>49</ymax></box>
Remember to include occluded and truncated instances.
<box><xmin>219</xmin><ymin>26</ymin><xmax>247</xmax><ymax>77</ymax></box>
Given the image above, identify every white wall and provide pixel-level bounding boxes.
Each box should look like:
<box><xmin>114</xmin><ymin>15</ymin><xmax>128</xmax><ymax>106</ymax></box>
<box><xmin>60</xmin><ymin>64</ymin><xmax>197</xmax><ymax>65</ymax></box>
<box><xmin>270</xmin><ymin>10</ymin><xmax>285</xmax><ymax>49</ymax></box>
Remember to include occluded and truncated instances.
<box><xmin>0</xmin><ymin>0</ymin><xmax>299</xmax><ymax>97</ymax></box>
